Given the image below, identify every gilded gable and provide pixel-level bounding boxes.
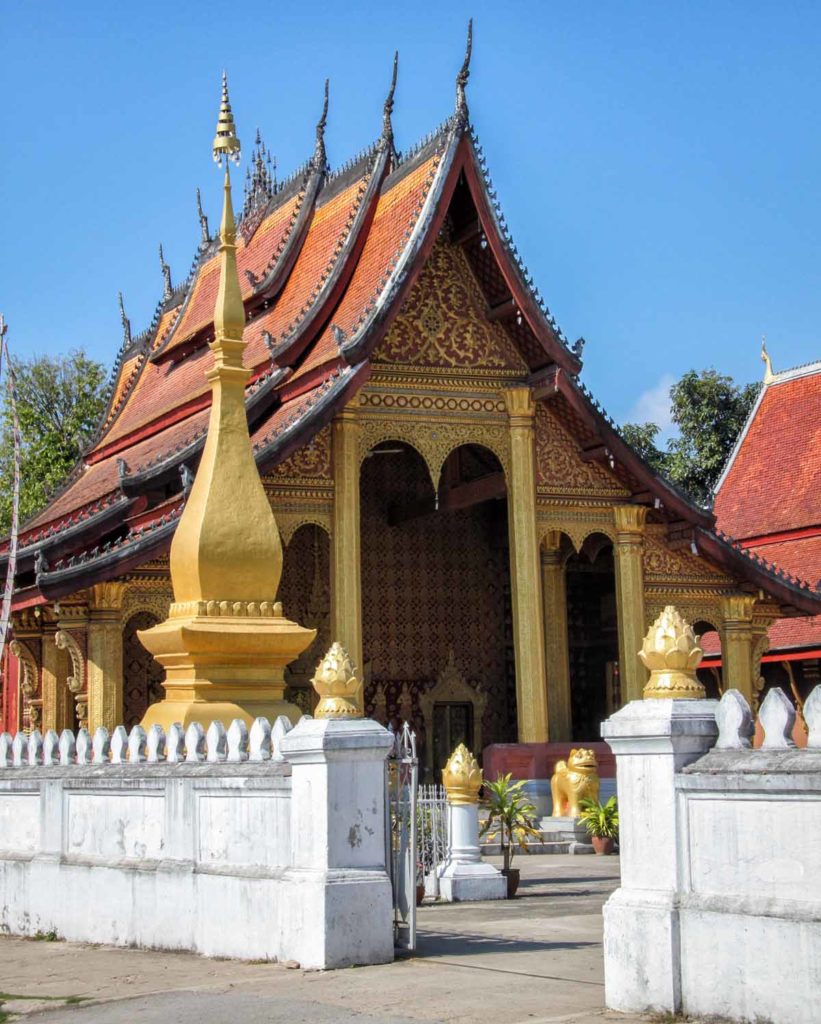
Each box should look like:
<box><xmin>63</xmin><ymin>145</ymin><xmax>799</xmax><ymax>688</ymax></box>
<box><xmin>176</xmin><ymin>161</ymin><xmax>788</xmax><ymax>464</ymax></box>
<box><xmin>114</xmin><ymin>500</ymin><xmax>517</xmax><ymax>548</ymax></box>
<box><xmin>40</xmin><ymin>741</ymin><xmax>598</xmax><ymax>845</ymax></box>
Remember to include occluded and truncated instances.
<box><xmin>534</xmin><ymin>404</ymin><xmax>628</xmax><ymax>497</ymax></box>
<box><xmin>374</xmin><ymin>238</ymin><xmax>528</xmax><ymax>371</ymax></box>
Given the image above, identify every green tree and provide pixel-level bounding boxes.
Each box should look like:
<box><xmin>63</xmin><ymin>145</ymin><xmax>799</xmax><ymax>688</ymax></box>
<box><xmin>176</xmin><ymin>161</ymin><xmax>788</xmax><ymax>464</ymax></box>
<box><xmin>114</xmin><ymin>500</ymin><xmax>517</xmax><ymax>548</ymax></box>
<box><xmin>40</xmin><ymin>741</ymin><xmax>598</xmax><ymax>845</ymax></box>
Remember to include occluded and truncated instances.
<box><xmin>0</xmin><ymin>350</ymin><xmax>107</xmax><ymax>535</ymax></box>
<box><xmin>622</xmin><ymin>369</ymin><xmax>760</xmax><ymax>506</ymax></box>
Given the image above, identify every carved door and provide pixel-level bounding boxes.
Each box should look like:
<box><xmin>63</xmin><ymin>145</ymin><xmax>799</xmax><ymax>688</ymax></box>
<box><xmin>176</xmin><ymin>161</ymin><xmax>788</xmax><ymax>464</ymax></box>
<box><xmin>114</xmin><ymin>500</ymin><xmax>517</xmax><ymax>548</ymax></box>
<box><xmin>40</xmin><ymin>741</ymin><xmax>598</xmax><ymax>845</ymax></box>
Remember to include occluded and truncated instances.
<box><xmin>432</xmin><ymin>702</ymin><xmax>473</xmax><ymax>775</ymax></box>
<box><xmin>122</xmin><ymin>612</ymin><xmax>165</xmax><ymax>728</ymax></box>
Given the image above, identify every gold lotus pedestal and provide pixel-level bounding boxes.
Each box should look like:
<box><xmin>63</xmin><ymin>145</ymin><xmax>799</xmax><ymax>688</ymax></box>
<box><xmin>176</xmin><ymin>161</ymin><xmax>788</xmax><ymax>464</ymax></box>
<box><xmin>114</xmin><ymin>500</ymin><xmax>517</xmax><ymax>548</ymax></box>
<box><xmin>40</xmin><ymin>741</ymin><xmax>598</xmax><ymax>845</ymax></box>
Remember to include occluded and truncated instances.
<box><xmin>140</xmin><ymin>600</ymin><xmax>315</xmax><ymax>731</ymax></box>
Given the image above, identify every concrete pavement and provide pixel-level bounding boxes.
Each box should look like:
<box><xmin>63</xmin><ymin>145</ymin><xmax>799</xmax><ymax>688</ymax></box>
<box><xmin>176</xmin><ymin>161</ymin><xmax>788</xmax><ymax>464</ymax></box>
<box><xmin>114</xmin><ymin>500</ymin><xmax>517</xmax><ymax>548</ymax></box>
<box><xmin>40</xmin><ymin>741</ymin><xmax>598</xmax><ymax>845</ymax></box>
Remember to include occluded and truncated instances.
<box><xmin>0</xmin><ymin>854</ymin><xmax>659</xmax><ymax>1024</ymax></box>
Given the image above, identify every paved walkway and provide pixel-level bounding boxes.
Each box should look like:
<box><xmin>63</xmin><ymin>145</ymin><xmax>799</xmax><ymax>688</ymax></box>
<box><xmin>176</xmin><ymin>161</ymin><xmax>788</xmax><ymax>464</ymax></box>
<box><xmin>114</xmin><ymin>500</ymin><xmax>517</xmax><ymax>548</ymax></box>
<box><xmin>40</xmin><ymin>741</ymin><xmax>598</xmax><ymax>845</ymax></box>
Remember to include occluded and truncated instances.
<box><xmin>0</xmin><ymin>855</ymin><xmax>655</xmax><ymax>1024</ymax></box>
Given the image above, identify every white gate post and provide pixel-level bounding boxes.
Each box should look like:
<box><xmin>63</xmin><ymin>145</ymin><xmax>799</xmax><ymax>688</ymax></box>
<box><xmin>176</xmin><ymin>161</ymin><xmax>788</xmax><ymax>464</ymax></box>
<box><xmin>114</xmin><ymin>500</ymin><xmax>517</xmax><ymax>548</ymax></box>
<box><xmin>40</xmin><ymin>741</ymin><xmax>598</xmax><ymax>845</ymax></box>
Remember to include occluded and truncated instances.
<box><xmin>280</xmin><ymin>715</ymin><xmax>395</xmax><ymax>969</ymax></box>
<box><xmin>437</xmin><ymin>744</ymin><xmax>505</xmax><ymax>902</ymax></box>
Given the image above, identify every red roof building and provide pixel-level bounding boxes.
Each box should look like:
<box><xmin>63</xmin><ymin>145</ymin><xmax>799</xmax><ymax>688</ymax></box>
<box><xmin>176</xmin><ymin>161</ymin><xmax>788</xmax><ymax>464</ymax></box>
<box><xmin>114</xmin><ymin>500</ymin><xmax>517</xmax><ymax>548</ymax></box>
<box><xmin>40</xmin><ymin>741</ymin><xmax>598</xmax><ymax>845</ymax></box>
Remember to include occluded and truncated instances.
<box><xmin>2</xmin><ymin>37</ymin><xmax>819</xmax><ymax>763</ymax></box>
<box><xmin>711</xmin><ymin>358</ymin><xmax>821</xmax><ymax>710</ymax></box>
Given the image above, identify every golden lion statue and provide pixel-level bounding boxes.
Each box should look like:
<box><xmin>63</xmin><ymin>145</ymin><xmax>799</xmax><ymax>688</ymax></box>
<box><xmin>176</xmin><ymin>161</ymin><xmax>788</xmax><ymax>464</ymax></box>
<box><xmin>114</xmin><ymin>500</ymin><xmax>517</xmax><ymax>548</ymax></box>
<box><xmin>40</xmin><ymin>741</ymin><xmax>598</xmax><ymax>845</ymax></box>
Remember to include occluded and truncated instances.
<box><xmin>550</xmin><ymin>748</ymin><xmax>600</xmax><ymax>818</ymax></box>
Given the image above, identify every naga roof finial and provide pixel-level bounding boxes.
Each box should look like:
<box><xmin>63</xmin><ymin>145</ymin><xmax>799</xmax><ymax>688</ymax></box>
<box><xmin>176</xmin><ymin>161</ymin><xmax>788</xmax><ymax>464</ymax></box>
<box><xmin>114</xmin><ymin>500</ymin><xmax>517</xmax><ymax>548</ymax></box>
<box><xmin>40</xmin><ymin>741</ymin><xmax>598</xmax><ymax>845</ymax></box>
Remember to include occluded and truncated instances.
<box><xmin>382</xmin><ymin>51</ymin><xmax>399</xmax><ymax>148</ymax></box>
<box><xmin>159</xmin><ymin>243</ymin><xmax>173</xmax><ymax>301</ymax></box>
<box><xmin>212</xmin><ymin>71</ymin><xmax>241</xmax><ymax>167</ymax></box>
<box><xmin>196</xmin><ymin>187</ymin><xmax>210</xmax><ymax>248</ymax></box>
<box><xmin>455</xmin><ymin>18</ymin><xmax>473</xmax><ymax>127</ymax></box>
<box><xmin>117</xmin><ymin>292</ymin><xmax>132</xmax><ymax>347</ymax></box>
<box><xmin>314</xmin><ymin>79</ymin><xmax>329</xmax><ymax>172</ymax></box>
<box><xmin>761</xmin><ymin>334</ymin><xmax>775</xmax><ymax>383</ymax></box>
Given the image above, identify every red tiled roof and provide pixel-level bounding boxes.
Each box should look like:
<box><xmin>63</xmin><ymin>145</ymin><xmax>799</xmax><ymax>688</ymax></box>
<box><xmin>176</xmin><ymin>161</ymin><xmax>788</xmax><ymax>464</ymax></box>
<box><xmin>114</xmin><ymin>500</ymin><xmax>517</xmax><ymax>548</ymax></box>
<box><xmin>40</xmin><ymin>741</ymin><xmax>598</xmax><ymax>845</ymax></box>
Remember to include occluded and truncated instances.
<box><xmin>714</xmin><ymin>365</ymin><xmax>821</xmax><ymax>539</ymax></box>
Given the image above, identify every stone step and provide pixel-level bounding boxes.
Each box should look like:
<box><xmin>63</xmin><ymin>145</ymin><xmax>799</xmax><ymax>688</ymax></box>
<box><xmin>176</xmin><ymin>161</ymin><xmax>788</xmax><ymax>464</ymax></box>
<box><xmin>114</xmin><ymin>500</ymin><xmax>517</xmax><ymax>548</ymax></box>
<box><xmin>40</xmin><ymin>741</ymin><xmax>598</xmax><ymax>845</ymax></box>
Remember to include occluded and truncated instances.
<box><xmin>480</xmin><ymin>839</ymin><xmax>594</xmax><ymax>856</ymax></box>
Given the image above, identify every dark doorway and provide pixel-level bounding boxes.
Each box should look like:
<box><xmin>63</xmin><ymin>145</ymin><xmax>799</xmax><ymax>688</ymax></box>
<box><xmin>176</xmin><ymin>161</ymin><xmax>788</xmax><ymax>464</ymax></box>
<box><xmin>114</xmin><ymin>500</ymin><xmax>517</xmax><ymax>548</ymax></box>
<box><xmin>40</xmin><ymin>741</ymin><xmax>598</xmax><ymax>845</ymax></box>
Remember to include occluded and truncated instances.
<box><xmin>123</xmin><ymin>612</ymin><xmax>165</xmax><ymax>728</ymax></box>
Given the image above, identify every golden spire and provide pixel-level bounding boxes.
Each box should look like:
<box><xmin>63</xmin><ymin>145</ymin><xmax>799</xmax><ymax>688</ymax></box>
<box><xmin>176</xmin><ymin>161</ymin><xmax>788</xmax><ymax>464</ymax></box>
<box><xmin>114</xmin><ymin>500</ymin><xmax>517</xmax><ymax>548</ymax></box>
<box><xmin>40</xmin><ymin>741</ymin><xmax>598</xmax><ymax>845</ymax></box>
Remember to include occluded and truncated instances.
<box><xmin>137</xmin><ymin>72</ymin><xmax>315</xmax><ymax>734</ymax></box>
<box><xmin>212</xmin><ymin>71</ymin><xmax>241</xmax><ymax>167</ymax></box>
<box><xmin>639</xmin><ymin>606</ymin><xmax>706</xmax><ymax>699</ymax></box>
<box><xmin>167</xmin><ymin>73</ymin><xmax>281</xmax><ymax>605</ymax></box>
<box><xmin>760</xmin><ymin>334</ymin><xmax>775</xmax><ymax>384</ymax></box>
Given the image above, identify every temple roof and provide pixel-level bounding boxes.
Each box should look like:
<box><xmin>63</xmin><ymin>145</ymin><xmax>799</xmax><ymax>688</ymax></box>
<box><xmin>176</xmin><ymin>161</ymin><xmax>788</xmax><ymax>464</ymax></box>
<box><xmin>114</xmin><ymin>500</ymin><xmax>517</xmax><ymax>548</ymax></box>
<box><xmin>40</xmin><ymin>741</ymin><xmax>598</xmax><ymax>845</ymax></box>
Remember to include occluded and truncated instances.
<box><xmin>714</xmin><ymin>359</ymin><xmax>821</xmax><ymax>540</ymax></box>
<box><xmin>4</xmin><ymin>58</ymin><xmax>821</xmax><ymax>622</ymax></box>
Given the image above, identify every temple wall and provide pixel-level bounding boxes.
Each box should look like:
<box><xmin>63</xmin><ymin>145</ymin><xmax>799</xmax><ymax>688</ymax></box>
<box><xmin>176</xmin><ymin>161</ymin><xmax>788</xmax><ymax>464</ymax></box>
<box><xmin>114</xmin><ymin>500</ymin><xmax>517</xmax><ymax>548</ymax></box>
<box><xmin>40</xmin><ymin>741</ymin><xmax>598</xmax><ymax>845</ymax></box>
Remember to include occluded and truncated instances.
<box><xmin>602</xmin><ymin>688</ymin><xmax>821</xmax><ymax>1023</ymax></box>
<box><xmin>0</xmin><ymin>715</ymin><xmax>394</xmax><ymax>968</ymax></box>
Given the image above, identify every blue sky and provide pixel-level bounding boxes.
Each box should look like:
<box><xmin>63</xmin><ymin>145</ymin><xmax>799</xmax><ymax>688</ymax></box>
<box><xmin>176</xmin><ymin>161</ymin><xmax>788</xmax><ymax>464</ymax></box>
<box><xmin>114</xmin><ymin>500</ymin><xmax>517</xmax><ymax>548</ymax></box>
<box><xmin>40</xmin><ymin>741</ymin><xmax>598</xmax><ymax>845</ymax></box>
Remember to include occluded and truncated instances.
<box><xmin>2</xmin><ymin>1</ymin><xmax>820</xmax><ymax>433</ymax></box>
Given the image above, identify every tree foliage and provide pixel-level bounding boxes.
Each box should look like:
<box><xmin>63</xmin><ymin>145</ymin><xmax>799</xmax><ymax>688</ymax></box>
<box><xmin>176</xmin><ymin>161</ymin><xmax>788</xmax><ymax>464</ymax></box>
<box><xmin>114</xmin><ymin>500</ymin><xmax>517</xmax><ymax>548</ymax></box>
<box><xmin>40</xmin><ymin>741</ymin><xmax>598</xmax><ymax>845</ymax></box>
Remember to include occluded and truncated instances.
<box><xmin>0</xmin><ymin>351</ymin><xmax>107</xmax><ymax>535</ymax></box>
<box><xmin>622</xmin><ymin>369</ymin><xmax>760</xmax><ymax>505</ymax></box>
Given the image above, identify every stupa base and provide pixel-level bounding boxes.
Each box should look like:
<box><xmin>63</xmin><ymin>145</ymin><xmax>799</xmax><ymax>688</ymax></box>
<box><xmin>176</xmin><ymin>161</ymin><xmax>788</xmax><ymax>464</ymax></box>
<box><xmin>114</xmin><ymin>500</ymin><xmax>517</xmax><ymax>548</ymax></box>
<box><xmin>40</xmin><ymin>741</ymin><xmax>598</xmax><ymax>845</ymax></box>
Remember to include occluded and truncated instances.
<box><xmin>137</xmin><ymin>610</ymin><xmax>316</xmax><ymax>732</ymax></box>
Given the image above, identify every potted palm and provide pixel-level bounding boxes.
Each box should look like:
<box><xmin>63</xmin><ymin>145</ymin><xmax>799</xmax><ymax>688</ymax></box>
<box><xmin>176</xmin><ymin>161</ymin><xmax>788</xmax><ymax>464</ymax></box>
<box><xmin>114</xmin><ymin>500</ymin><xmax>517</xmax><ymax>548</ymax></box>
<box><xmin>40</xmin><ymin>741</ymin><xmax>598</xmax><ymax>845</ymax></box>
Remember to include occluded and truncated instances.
<box><xmin>578</xmin><ymin>796</ymin><xmax>619</xmax><ymax>854</ymax></box>
<box><xmin>480</xmin><ymin>773</ymin><xmax>542</xmax><ymax>897</ymax></box>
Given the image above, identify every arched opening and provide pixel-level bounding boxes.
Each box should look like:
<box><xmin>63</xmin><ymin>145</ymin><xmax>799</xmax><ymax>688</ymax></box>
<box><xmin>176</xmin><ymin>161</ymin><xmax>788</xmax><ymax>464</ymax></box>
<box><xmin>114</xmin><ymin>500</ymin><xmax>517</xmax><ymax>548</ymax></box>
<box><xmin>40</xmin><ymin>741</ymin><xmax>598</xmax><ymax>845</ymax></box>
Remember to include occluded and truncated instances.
<box><xmin>566</xmin><ymin>532</ymin><xmax>619</xmax><ymax>740</ymax></box>
<box><xmin>123</xmin><ymin>612</ymin><xmax>165</xmax><ymax>728</ymax></box>
<box><xmin>693</xmin><ymin>619</ymin><xmax>723</xmax><ymax>698</ymax></box>
<box><xmin>278</xmin><ymin>522</ymin><xmax>330</xmax><ymax>715</ymax></box>
<box><xmin>360</xmin><ymin>440</ymin><xmax>515</xmax><ymax>778</ymax></box>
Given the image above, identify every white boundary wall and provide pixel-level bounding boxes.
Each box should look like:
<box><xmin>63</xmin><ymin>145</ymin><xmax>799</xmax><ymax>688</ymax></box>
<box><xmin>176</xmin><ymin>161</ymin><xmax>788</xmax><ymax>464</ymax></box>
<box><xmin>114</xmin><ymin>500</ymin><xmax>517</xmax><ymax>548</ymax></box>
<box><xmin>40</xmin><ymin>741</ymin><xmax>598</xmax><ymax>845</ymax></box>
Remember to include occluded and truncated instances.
<box><xmin>602</xmin><ymin>686</ymin><xmax>821</xmax><ymax>1024</ymax></box>
<box><xmin>0</xmin><ymin>716</ymin><xmax>394</xmax><ymax>969</ymax></box>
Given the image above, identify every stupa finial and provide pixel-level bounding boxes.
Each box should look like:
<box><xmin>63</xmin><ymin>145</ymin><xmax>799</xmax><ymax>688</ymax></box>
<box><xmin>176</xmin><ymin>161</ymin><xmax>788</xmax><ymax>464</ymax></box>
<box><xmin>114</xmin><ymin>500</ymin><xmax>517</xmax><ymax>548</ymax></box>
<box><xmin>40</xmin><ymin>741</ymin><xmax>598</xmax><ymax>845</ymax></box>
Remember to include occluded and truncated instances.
<box><xmin>196</xmin><ymin>187</ymin><xmax>210</xmax><ymax>248</ymax></box>
<box><xmin>454</xmin><ymin>18</ymin><xmax>473</xmax><ymax>127</ymax></box>
<box><xmin>313</xmin><ymin>79</ymin><xmax>329</xmax><ymax>171</ymax></box>
<box><xmin>159</xmin><ymin>243</ymin><xmax>173</xmax><ymax>301</ymax></box>
<box><xmin>212</xmin><ymin>71</ymin><xmax>241</xmax><ymax>167</ymax></box>
<box><xmin>761</xmin><ymin>335</ymin><xmax>775</xmax><ymax>383</ymax></box>
<box><xmin>117</xmin><ymin>292</ymin><xmax>132</xmax><ymax>347</ymax></box>
<box><xmin>382</xmin><ymin>51</ymin><xmax>399</xmax><ymax>146</ymax></box>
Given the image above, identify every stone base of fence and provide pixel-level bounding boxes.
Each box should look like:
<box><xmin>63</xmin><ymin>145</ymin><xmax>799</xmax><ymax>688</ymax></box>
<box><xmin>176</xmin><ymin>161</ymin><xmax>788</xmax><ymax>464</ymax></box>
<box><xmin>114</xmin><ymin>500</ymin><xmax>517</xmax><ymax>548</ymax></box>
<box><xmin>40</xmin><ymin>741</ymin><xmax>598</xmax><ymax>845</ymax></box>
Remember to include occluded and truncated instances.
<box><xmin>0</xmin><ymin>715</ymin><xmax>395</xmax><ymax>970</ymax></box>
<box><xmin>602</xmin><ymin>689</ymin><xmax>821</xmax><ymax>1024</ymax></box>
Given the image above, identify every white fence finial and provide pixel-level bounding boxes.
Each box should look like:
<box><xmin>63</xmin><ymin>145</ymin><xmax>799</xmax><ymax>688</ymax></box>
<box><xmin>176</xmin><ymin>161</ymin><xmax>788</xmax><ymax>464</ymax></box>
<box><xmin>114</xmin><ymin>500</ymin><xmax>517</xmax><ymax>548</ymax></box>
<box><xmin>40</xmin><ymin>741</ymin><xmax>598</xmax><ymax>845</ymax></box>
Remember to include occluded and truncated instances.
<box><xmin>184</xmin><ymin>722</ymin><xmax>205</xmax><ymax>762</ymax></box>
<box><xmin>249</xmin><ymin>717</ymin><xmax>272</xmax><ymax>761</ymax></box>
<box><xmin>128</xmin><ymin>725</ymin><xmax>147</xmax><ymax>763</ymax></box>
<box><xmin>59</xmin><ymin>730</ymin><xmax>76</xmax><ymax>766</ymax></box>
<box><xmin>206</xmin><ymin>721</ymin><xmax>227</xmax><ymax>762</ymax></box>
<box><xmin>759</xmin><ymin>687</ymin><xmax>796</xmax><ymax>750</ymax></box>
<box><xmin>12</xmin><ymin>732</ymin><xmax>27</xmax><ymax>766</ymax></box>
<box><xmin>0</xmin><ymin>732</ymin><xmax>12</xmax><ymax>767</ymax></box>
<box><xmin>27</xmin><ymin>730</ymin><xmax>44</xmax><ymax>766</ymax></box>
<box><xmin>92</xmin><ymin>727</ymin><xmax>111</xmax><ymax>764</ymax></box>
<box><xmin>110</xmin><ymin>725</ymin><xmax>128</xmax><ymax>764</ymax></box>
<box><xmin>75</xmin><ymin>728</ymin><xmax>92</xmax><ymax>764</ymax></box>
<box><xmin>715</xmin><ymin>690</ymin><xmax>754</xmax><ymax>750</ymax></box>
<box><xmin>146</xmin><ymin>724</ymin><xmax>166</xmax><ymax>762</ymax></box>
<box><xmin>805</xmin><ymin>685</ymin><xmax>821</xmax><ymax>749</ymax></box>
<box><xmin>42</xmin><ymin>730</ymin><xmax>60</xmax><ymax>766</ymax></box>
<box><xmin>226</xmin><ymin>719</ymin><xmax>248</xmax><ymax>762</ymax></box>
<box><xmin>271</xmin><ymin>715</ymin><xmax>294</xmax><ymax>762</ymax></box>
<box><xmin>166</xmin><ymin>723</ymin><xmax>185</xmax><ymax>762</ymax></box>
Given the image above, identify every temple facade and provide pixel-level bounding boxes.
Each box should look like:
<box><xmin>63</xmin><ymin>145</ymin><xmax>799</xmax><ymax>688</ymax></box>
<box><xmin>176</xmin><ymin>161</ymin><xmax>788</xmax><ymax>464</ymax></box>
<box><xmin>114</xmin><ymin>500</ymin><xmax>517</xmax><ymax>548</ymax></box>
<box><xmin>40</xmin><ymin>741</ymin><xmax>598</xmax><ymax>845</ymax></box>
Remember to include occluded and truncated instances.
<box><xmin>2</xmin><ymin>47</ymin><xmax>819</xmax><ymax>774</ymax></box>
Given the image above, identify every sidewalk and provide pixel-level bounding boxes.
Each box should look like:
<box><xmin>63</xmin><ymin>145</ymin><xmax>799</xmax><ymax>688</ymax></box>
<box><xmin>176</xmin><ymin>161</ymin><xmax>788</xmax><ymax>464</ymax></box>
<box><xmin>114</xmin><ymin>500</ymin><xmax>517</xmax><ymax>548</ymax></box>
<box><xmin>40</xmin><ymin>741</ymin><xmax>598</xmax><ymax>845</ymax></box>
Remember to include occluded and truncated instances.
<box><xmin>0</xmin><ymin>855</ymin><xmax>656</xmax><ymax>1024</ymax></box>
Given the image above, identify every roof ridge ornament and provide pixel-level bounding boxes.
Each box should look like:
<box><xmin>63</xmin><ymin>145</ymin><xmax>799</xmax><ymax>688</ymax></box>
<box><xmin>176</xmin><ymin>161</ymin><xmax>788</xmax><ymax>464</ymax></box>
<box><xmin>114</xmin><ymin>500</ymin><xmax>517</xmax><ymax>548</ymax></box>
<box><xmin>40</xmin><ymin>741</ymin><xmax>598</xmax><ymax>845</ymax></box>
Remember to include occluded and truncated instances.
<box><xmin>212</xmin><ymin>71</ymin><xmax>241</xmax><ymax>167</ymax></box>
<box><xmin>454</xmin><ymin>18</ymin><xmax>473</xmax><ymax>128</ymax></box>
<box><xmin>117</xmin><ymin>292</ymin><xmax>132</xmax><ymax>347</ymax></box>
<box><xmin>196</xmin><ymin>187</ymin><xmax>210</xmax><ymax>248</ymax></box>
<box><xmin>313</xmin><ymin>79</ymin><xmax>330</xmax><ymax>173</ymax></box>
<box><xmin>382</xmin><ymin>51</ymin><xmax>399</xmax><ymax>150</ymax></box>
<box><xmin>761</xmin><ymin>334</ymin><xmax>775</xmax><ymax>383</ymax></box>
<box><xmin>159</xmin><ymin>244</ymin><xmax>173</xmax><ymax>301</ymax></box>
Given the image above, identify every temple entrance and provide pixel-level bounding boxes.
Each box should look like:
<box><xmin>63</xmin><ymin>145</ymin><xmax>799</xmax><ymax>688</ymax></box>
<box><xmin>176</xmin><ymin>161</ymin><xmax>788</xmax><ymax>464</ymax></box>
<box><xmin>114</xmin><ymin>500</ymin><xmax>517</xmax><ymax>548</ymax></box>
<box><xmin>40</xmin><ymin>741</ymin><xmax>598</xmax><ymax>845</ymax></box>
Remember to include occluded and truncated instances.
<box><xmin>279</xmin><ymin>523</ymin><xmax>330</xmax><ymax>714</ymax></box>
<box><xmin>122</xmin><ymin>612</ymin><xmax>165</xmax><ymax>728</ymax></box>
<box><xmin>361</xmin><ymin>441</ymin><xmax>516</xmax><ymax>777</ymax></box>
<box><xmin>566</xmin><ymin>533</ymin><xmax>619</xmax><ymax>740</ymax></box>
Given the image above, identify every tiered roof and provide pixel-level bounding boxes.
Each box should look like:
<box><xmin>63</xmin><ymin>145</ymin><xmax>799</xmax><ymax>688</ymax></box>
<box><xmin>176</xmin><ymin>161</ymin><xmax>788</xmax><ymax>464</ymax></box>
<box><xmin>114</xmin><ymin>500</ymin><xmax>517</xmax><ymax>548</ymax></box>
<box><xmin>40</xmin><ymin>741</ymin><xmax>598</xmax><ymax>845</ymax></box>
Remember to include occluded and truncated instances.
<box><xmin>713</xmin><ymin>358</ymin><xmax>821</xmax><ymax>654</ymax></box>
<box><xmin>3</xmin><ymin>35</ymin><xmax>821</xmax><ymax>625</ymax></box>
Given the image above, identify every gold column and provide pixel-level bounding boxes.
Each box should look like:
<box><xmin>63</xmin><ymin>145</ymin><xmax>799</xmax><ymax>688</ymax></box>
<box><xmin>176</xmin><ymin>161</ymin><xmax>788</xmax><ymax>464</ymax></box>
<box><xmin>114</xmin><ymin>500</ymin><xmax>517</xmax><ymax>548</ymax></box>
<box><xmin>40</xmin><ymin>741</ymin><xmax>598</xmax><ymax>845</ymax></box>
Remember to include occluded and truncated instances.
<box><xmin>40</xmin><ymin>624</ymin><xmax>61</xmax><ymax>733</ymax></box>
<box><xmin>613</xmin><ymin>505</ymin><xmax>648</xmax><ymax>704</ymax></box>
<box><xmin>541</xmin><ymin>533</ymin><xmax>572</xmax><ymax>741</ymax></box>
<box><xmin>720</xmin><ymin>594</ymin><xmax>756</xmax><ymax>703</ymax></box>
<box><xmin>502</xmin><ymin>387</ymin><xmax>548</xmax><ymax>743</ymax></box>
<box><xmin>87</xmin><ymin>582</ymin><xmax>125</xmax><ymax>731</ymax></box>
<box><xmin>331</xmin><ymin>397</ymin><xmax>363</xmax><ymax>709</ymax></box>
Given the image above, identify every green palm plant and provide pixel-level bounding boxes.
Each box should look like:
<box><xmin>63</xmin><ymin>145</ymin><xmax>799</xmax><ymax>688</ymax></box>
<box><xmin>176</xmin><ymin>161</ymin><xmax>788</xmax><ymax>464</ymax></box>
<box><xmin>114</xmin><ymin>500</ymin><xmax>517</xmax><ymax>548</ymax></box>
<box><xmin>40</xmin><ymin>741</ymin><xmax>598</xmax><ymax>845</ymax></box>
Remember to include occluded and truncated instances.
<box><xmin>479</xmin><ymin>773</ymin><xmax>542</xmax><ymax>873</ymax></box>
<box><xmin>578</xmin><ymin>796</ymin><xmax>619</xmax><ymax>840</ymax></box>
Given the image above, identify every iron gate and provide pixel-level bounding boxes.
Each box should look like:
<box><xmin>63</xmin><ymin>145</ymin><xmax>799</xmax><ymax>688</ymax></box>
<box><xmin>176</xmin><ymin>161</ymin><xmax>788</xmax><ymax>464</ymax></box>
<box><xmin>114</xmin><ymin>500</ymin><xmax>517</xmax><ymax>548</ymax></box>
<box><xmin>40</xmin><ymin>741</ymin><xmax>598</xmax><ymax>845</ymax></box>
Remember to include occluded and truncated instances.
<box><xmin>385</xmin><ymin>722</ymin><xmax>418</xmax><ymax>950</ymax></box>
